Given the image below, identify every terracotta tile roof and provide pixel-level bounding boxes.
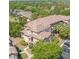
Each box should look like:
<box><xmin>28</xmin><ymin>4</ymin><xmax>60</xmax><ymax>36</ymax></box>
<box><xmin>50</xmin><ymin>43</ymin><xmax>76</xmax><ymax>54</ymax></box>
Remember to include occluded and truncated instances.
<box><xmin>22</xmin><ymin>15</ymin><xmax>69</xmax><ymax>39</ymax></box>
<box><xmin>25</xmin><ymin>15</ymin><xmax>70</xmax><ymax>32</ymax></box>
<box><xmin>9</xmin><ymin>39</ymin><xmax>18</xmax><ymax>55</ymax></box>
<box><xmin>38</xmin><ymin>31</ymin><xmax>51</xmax><ymax>39</ymax></box>
<box><xmin>9</xmin><ymin>46</ymin><xmax>18</xmax><ymax>55</ymax></box>
<box><xmin>22</xmin><ymin>28</ymin><xmax>39</xmax><ymax>39</ymax></box>
<box><xmin>22</xmin><ymin>28</ymin><xmax>51</xmax><ymax>39</ymax></box>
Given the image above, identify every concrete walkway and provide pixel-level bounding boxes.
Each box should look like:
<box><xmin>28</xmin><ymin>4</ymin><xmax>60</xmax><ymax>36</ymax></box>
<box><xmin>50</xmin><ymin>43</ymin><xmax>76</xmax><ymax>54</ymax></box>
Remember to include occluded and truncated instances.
<box><xmin>20</xmin><ymin>46</ymin><xmax>33</xmax><ymax>59</ymax></box>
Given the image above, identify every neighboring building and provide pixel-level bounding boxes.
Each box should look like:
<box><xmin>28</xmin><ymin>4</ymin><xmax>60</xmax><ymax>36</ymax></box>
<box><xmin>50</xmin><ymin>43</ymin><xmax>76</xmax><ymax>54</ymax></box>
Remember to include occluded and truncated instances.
<box><xmin>10</xmin><ymin>9</ymin><xmax>32</xmax><ymax>20</ymax></box>
<box><xmin>9</xmin><ymin>39</ymin><xmax>18</xmax><ymax>59</ymax></box>
<box><xmin>9</xmin><ymin>9</ymin><xmax>17</xmax><ymax>15</ymax></box>
<box><xmin>17</xmin><ymin>10</ymin><xmax>32</xmax><ymax>19</ymax></box>
<box><xmin>21</xmin><ymin>15</ymin><xmax>70</xmax><ymax>43</ymax></box>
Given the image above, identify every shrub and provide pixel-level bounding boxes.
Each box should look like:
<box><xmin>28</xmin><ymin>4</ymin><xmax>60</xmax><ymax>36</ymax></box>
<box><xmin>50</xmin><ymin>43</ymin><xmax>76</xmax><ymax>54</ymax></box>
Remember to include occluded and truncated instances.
<box><xmin>31</xmin><ymin>40</ymin><xmax>63</xmax><ymax>59</ymax></box>
<box><xmin>54</xmin><ymin>23</ymin><xmax>70</xmax><ymax>39</ymax></box>
<box><xmin>29</xmin><ymin>43</ymin><xmax>33</xmax><ymax>48</ymax></box>
<box><xmin>9</xmin><ymin>16</ymin><xmax>26</xmax><ymax>37</ymax></box>
<box><xmin>21</xmin><ymin>53</ymin><xmax>28</xmax><ymax>59</ymax></box>
<box><xmin>20</xmin><ymin>39</ymin><xmax>28</xmax><ymax>46</ymax></box>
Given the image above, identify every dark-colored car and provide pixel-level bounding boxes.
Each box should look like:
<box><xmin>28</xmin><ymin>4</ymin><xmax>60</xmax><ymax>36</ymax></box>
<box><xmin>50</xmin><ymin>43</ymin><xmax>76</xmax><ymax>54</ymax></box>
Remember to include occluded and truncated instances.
<box><xmin>61</xmin><ymin>40</ymin><xmax>70</xmax><ymax>59</ymax></box>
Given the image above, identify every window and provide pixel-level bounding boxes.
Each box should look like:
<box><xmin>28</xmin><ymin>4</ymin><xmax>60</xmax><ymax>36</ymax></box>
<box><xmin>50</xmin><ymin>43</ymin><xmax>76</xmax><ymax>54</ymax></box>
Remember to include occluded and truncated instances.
<box><xmin>30</xmin><ymin>37</ymin><xmax>33</xmax><ymax>42</ymax></box>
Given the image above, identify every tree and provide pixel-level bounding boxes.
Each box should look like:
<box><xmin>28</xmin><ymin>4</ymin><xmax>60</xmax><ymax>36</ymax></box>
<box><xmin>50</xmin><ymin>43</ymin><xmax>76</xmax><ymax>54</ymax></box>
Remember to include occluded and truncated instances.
<box><xmin>52</xmin><ymin>5</ymin><xmax>70</xmax><ymax>16</ymax></box>
<box><xmin>9</xmin><ymin>22</ymin><xmax>22</xmax><ymax>37</ymax></box>
<box><xmin>31</xmin><ymin>40</ymin><xmax>63</xmax><ymax>59</ymax></box>
<box><xmin>54</xmin><ymin>23</ymin><xmax>69</xmax><ymax>39</ymax></box>
<box><xmin>9</xmin><ymin>17</ymin><xmax>26</xmax><ymax>37</ymax></box>
<box><xmin>19</xmin><ymin>17</ymin><xmax>26</xmax><ymax>26</ymax></box>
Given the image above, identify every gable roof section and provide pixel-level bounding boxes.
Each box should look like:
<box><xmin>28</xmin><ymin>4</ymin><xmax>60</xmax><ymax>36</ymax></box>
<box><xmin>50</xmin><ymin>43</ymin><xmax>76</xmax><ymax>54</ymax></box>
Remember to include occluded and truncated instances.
<box><xmin>9</xmin><ymin>46</ymin><xmax>18</xmax><ymax>55</ymax></box>
<box><xmin>25</xmin><ymin>15</ymin><xmax>70</xmax><ymax>32</ymax></box>
<box><xmin>22</xmin><ymin>28</ymin><xmax>51</xmax><ymax>39</ymax></box>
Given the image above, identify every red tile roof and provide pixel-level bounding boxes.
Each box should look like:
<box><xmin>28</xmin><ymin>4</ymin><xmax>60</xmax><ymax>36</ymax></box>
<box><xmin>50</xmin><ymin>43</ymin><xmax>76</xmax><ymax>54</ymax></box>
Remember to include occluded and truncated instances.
<box><xmin>22</xmin><ymin>15</ymin><xmax>70</xmax><ymax>39</ymax></box>
<box><xmin>25</xmin><ymin>15</ymin><xmax>70</xmax><ymax>32</ymax></box>
<box><xmin>9</xmin><ymin>46</ymin><xmax>18</xmax><ymax>55</ymax></box>
<box><xmin>38</xmin><ymin>31</ymin><xmax>51</xmax><ymax>39</ymax></box>
<box><xmin>22</xmin><ymin>28</ymin><xmax>51</xmax><ymax>39</ymax></box>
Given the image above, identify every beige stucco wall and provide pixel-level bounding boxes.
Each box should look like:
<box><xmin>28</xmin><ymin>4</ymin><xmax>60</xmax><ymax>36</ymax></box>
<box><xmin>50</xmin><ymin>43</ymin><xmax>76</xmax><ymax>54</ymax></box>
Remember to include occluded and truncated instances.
<box><xmin>22</xmin><ymin>35</ymin><xmax>29</xmax><ymax>42</ymax></box>
<box><xmin>27</xmin><ymin>30</ymin><xmax>37</xmax><ymax>36</ymax></box>
<box><xmin>27</xmin><ymin>31</ymin><xmax>31</xmax><ymax>34</ymax></box>
<box><xmin>22</xmin><ymin>35</ymin><xmax>39</xmax><ymax>43</ymax></box>
<box><xmin>33</xmin><ymin>38</ymin><xmax>39</xmax><ymax>44</ymax></box>
<box><xmin>32</xmin><ymin>32</ymin><xmax>37</xmax><ymax>35</ymax></box>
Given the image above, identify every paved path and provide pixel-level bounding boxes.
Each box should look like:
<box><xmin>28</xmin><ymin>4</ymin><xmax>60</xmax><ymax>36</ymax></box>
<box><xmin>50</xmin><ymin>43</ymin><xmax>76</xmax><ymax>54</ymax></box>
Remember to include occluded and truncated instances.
<box><xmin>20</xmin><ymin>46</ymin><xmax>33</xmax><ymax>59</ymax></box>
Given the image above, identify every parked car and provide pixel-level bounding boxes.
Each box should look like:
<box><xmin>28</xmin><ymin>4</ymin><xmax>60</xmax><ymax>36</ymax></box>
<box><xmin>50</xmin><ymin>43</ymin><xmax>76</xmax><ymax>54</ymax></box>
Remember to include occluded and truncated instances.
<box><xmin>60</xmin><ymin>40</ymin><xmax>70</xmax><ymax>59</ymax></box>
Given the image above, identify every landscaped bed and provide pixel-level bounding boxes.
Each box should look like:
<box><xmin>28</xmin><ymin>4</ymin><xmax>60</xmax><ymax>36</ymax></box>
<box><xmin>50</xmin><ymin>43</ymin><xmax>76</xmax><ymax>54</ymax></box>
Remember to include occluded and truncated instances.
<box><xmin>11</xmin><ymin>37</ymin><xmax>27</xmax><ymax>51</ymax></box>
<box><xmin>20</xmin><ymin>53</ymin><xmax>28</xmax><ymax>59</ymax></box>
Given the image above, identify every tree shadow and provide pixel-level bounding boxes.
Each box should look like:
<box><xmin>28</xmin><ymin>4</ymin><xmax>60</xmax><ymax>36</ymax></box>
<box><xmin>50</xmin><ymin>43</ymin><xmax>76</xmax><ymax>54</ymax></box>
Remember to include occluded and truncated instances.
<box><xmin>16</xmin><ymin>46</ymin><xmax>23</xmax><ymax>59</ymax></box>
